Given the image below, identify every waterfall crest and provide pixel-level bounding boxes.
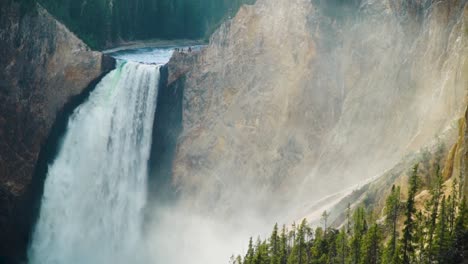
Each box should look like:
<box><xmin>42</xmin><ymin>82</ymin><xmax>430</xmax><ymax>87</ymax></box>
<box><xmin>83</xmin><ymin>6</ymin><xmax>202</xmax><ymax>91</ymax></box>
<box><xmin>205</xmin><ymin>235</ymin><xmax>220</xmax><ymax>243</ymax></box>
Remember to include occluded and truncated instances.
<box><xmin>29</xmin><ymin>61</ymin><xmax>160</xmax><ymax>264</ymax></box>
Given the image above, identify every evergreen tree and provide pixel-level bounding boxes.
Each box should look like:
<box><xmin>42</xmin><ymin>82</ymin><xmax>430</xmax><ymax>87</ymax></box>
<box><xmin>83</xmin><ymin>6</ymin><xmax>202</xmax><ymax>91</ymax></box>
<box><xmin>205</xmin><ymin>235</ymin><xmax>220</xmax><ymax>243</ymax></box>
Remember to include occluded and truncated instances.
<box><xmin>335</xmin><ymin>227</ymin><xmax>349</xmax><ymax>264</ymax></box>
<box><xmin>346</xmin><ymin>203</ymin><xmax>352</xmax><ymax>235</ymax></box>
<box><xmin>325</xmin><ymin>229</ymin><xmax>339</xmax><ymax>263</ymax></box>
<box><xmin>434</xmin><ymin>196</ymin><xmax>451</xmax><ymax>263</ymax></box>
<box><xmin>289</xmin><ymin>222</ymin><xmax>296</xmax><ymax>250</ymax></box>
<box><xmin>351</xmin><ymin>207</ymin><xmax>367</xmax><ymax>264</ymax></box>
<box><xmin>245</xmin><ymin>237</ymin><xmax>255</xmax><ymax>264</ymax></box>
<box><xmin>425</xmin><ymin>165</ymin><xmax>444</xmax><ymax>260</ymax></box>
<box><xmin>304</xmin><ymin>224</ymin><xmax>314</xmax><ymax>264</ymax></box>
<box><xmin>451</xmin><ymin>197</ymin><xmax>468</xmax><ymax>263</ymax></box>
<box><xmin>414</xmin><ymin>211</ymin><xmax>427</xmax><ymax>263</ymax></box>
<box><xmin>231</xmin><ymin>254</ymin><xmax>244</xmax><ymax>264</ymax></box>
<box><xmin>321</xmin><ymin>211</ymin><xmax>330</xmax><ymax>232</ymax></box>
<box><xmin>400</xmin><ymin>165</ymin><xmax>419</xmax><ymax>264</ymax></box>
<box><xmin>448</xmin><ymin>178</ymin><xmax>459</xmax><ymax>235</ymax></box>
<box><xmin>279</xmin><ymin>225</ymin><xmax>288</xmax><ymax>264</ymax></box>
<box><xmin>269</xmin><ymin>224</ymin><xmax>280</xmax><ymax>264</ymax></box>
<box><xmin>287</xmin><ymin>219</ymin><xmax>307</xmax><ymax>264</ymax></box>
<box><xmin>253</xmin><ymin>239</ymin><xmax>270</xmax><ymax>264</ymax></box>
<box><xmin>311</xmin><ymin>227</ymin><xmax>327</xmax><ymax>264</ymax></box>
<box><xmin>383</xmin><ymin>185</ymin><xmax>401</xmax><ymax>264</ymax></box>
<box><xmin>360</xmin><ymin>223</ymin><xmax>382</xmax><ymax>264</ymax></box>
<box><xmin>234</xmin><ymin>164</ymin><xmax>468</xmax><ymax>264</ymax></box>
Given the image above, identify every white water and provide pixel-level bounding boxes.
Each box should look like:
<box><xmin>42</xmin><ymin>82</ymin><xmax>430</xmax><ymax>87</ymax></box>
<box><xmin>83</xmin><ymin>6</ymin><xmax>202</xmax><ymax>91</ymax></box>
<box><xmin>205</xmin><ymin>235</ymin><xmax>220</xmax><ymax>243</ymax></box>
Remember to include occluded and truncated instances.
<box><xmin>107</xmin><ymin>45</ymin><xmax>204</xmax><ymax>64</ymax></box>
<box><xmin>29</xmin><ymin>60</ymin><xmax>160</xmax><ymax>264</ymax></box>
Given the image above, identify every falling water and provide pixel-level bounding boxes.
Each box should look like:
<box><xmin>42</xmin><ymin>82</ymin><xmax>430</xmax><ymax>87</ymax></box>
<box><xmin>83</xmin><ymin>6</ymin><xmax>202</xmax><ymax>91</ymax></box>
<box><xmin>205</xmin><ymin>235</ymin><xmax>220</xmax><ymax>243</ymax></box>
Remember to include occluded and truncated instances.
<box><xmin>28</xmin><ymin>60</ymin><xmax>160</xmax><ymax>264</ymax></box>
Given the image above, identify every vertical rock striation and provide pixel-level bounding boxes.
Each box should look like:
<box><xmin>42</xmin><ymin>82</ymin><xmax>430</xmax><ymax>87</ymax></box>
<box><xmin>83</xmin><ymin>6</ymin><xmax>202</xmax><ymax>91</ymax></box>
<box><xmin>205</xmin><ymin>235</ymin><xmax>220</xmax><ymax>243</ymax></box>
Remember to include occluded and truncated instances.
<box><xmin>168</xmin><ymin>0</ymin><xmax>328</xmax><ymax>216</ymax></box>
<box><xmin>0</xmin><ymin>1</ymin><xmax>114</xmax><ymax>261</ymax></box>
<box><xmin>166</xmin><ymin>0</ymin><xmax>467</xmax><ymax>220</ymax></box>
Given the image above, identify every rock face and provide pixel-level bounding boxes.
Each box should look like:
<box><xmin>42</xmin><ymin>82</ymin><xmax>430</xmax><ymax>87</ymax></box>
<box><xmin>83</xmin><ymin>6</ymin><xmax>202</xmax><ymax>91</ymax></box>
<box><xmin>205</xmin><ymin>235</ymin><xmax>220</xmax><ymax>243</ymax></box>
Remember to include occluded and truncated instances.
<box><xmin>0</xmin><ymin>1</ymin><xmax>114</xmax><ymax>261</ymax></box>
<box><xmin>168</xmin><ymin>0</ymin><xmax>328</xmax><ymax>216</ymax></box>
<box><xmin>166</xmin><ymin>0</ymin><xmax>467</xmax><ymax>219</ymax></box>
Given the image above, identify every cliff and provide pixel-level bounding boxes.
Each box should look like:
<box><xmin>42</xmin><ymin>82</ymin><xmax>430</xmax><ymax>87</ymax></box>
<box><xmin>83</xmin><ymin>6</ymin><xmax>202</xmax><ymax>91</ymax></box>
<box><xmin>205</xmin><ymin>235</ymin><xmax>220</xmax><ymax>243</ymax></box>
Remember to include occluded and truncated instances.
<box><xmin>0</xmin><ymin>1</ymin><xmax>114</xmax><ymax>261</ymax></box>
<box><xmin>165</xmin><ymin>0</ymin><xmax>467</xmax><ymax>221</ymax></box>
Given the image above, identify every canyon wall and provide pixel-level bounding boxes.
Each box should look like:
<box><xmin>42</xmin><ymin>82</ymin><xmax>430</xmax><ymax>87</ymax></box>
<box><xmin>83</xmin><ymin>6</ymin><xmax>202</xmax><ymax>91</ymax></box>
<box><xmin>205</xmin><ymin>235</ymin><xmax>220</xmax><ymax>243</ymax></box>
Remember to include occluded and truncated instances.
<box><xmin>166</xmin><ymin>0</ymin><xmax>467</xmax><ymax>221</ymax></box>
<box><xmin>0</xmin><ymin>1</ymin><xmax>114</xmax><ymax>261</ymax></box>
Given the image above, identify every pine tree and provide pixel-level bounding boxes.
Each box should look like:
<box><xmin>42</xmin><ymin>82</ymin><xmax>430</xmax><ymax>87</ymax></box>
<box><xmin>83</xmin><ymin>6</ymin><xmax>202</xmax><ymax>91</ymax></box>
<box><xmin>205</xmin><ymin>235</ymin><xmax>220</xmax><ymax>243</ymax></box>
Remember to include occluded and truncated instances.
<box><xmin>253</xmin><ymin>239</ymin><xmax>270</xmax><ymax>264</ymax></box>
<box><xmin>434</xmin><ymin>196</ymin><xmax>451</xmax><ymax>263</ymax></box>
<box><xmin>451</xmin><ymin>197</ymin><xmax>468</xmax><ymax>263</ymax></box>
<box><xmin>304</xmin><ymin>224</ymin><xmax>314</xmax><ymax>264</ymax></box>
<box><xmin>270</xmin><ymin>224</ymin><xmax>281</xmax><ymax>264</ymax></box>
<box><xmin>347</xmin><ymin>203</ymin><xmax>352</xmax><ymax>235</ymax></box>
<box><xmin>289</xmin><ymin>222</ymin><xmax>296</xmax><ymax>250</ymax></box>
<box><xmin>311</xmin><ymin>227</ymin><xmax>327</xmax><ymax>264</ymax></box>
<box><xmin>335</xmin><ymin>227</ymin><xmax>349</xmax><ymax>264</ymax></box>
<box><xmin>279</xmin><ymin>225</ymin><xmax>288</xmax><ymax>264</ymax></box>
<box><xmin>234</xmin><ymin>164</ymin><xmax>468</xmax><ymax>264</ymax></box>
<box><xmin>401</xmin><ymin>164</ymin><xmax>419</xmax><ymax>264</ymax></box>
<box><xmin>287</xmin><ymin>219</ymin><xmax>307</xmax><ymax>264</ymax></box>
<box><xmin>425</xmin><ymin>165</ymin><xmax>444</xmax><ymax>261</ymax></box>
<box><xmin>321</xmin><ymin>211</ymin><xmax>330</xmax><ymax>232</ymax></box>
<box><xmin>414</xmin><ymin>211</ymin><xmax>427</xmax><ymax>263</ymax></box>
<box><xmin>351</xmin><ymin>207</ymin><xmax>367</xmax><ymax>264</ymax></box>
<box><xmin>360</xmin><ymin>223</ymin><xmax>382</xmax><ymax>264</ymax></box>
<box><xmin>236</xmin><ymin>255</ymin><xmax>243</xmax><ymax>264</ymax></box>
<box><xmin>383</xmin><ymin>185</ymin><xmax>401</xmax><ymax>264</ymax></box>
<box><xmin>448</xmin><ymin>178</ymin><xmax>459</xmax><ymax>236</ymax></box>
<box><xmin>325</xmin><ymin>229</ymin><xmax>339</xmax><ymax>263</ymax></box>
<box><xmin>245</xmin><ymin>237</ymin><xmax>255</xmax><ymax>264</ymax></box>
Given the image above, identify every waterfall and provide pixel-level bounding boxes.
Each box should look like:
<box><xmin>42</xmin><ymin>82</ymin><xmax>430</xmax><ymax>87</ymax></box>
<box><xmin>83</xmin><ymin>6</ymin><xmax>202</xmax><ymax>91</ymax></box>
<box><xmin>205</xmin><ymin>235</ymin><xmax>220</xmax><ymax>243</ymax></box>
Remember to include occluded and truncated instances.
<box><xmin>28</xmin><ymin>60</ymin><xmax>160</xmax><ymax>264</ymax></box>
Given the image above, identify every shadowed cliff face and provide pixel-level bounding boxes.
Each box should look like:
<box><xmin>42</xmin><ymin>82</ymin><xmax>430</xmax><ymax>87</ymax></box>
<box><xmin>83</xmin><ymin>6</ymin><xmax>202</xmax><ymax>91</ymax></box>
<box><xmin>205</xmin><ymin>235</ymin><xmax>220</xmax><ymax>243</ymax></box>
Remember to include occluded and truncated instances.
<box><xmin>163</xmin><ymin>0</ymin><xmax>467</xmax><ymax>233</ymax></box>
<box><xmin>0</xmin><ymin>1</ymin><xmax>113</xmax><ymax>261</ymax></box>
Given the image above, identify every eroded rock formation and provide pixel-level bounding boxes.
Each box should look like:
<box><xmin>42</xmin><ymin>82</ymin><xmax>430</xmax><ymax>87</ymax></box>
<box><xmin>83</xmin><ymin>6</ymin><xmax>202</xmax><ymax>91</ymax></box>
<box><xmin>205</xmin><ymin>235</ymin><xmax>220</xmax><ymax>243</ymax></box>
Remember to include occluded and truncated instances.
<box><xmin>0</xmin><ymin>1</ymin><xmax>114</xmax><ymax>261</ymax></box>
<box><xmin>166</xmin><ymin>0</ymin><xmax>467</xmax><ymax>220</ymax></box>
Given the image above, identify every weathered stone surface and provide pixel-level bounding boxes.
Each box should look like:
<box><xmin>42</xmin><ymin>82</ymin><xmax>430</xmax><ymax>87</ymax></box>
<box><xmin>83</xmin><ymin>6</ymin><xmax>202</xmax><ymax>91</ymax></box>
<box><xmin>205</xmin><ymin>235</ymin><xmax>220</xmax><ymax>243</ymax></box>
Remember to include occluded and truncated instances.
<box><xmin>0</xmin><ymin>1</ymin><xmax>114</xmax><ymax>261</ymax></box>
<box><xmin>308</xmin><ymin>0</ymin><xmax>468</xmax><ymax>200</ymax></box>
<box><xmin>166</xmin><ymin>0</ymin><xmax>467</xmax><ymax>219</ymax></box>
<box><xmin>323</xmin><ymin>3</ymin><xmax>468</xmax><ymax>223</ymax></box>
<box><xmin>168</xmin><ymin>0</ymin><xmax>328</xmax><ymax>215</ymax></box>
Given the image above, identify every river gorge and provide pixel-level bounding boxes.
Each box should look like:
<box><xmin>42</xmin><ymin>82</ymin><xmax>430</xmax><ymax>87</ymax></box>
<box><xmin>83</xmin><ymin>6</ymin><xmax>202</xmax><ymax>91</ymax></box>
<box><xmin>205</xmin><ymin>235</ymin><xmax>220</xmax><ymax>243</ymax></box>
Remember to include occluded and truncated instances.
<box><xmin>1</xmin><ymin>0</ymin><xmax>467</xmax><ymax>263</ymax></box>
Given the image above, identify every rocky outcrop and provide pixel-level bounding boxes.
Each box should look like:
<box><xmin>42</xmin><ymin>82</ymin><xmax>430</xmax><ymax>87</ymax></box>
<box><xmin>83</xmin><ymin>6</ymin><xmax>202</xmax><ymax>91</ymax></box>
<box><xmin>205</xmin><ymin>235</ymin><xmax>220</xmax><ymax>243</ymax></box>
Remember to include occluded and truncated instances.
<box><xmin>0</xmin><ymin>1</ymin><xmax>114</xmax><ymax>261</ymax></box>
<box><xmin>166</xmin><ymin>0</ymin><xmax>467</xmax><ymax>221</ymax></box>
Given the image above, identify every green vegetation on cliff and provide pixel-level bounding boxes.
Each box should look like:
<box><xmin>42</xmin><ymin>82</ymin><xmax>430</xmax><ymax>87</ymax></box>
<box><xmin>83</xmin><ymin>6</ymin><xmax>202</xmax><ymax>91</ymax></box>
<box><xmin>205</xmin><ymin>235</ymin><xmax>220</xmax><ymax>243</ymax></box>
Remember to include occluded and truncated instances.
<box><xmin>32</xmin><ymin>0</ymin><xmax>255</xmax><ymax>49</ymax></box>
<box><xmin>231</xmin><ymin>165</ymin><xmax>468</xmax><ymax>264</ymax></box>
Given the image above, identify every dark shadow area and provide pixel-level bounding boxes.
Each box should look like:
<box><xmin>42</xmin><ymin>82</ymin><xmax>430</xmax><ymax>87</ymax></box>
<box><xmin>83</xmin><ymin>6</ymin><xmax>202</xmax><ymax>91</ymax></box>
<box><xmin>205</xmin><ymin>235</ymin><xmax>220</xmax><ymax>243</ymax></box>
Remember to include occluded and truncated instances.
<box><xmin>147</xmin><ymin>65</ymin><xmax>184</xmax><ymax>205</ymax></box>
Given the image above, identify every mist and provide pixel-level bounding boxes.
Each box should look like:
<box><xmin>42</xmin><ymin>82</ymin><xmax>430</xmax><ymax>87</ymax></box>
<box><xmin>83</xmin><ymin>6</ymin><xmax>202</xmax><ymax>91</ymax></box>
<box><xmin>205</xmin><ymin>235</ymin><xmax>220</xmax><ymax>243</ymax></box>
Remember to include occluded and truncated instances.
<box><xmin>142</xmin><ymin>0</ymin><xmax>467</xmax><ymax>262</ymax></box>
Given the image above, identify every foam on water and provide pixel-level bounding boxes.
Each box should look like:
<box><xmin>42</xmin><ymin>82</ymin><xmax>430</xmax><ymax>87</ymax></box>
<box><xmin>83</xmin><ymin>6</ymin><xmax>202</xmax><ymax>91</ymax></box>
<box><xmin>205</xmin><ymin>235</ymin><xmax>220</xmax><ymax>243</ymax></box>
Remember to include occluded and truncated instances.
<box><xmin>29</xmin><ymin>60</ymin><xmax>160</xmax><ymax>264</ymax></box>
<box><xmin>110</xmin><ymin>45</ymin><xmax>204</xmax><ymax>64</ymax></box>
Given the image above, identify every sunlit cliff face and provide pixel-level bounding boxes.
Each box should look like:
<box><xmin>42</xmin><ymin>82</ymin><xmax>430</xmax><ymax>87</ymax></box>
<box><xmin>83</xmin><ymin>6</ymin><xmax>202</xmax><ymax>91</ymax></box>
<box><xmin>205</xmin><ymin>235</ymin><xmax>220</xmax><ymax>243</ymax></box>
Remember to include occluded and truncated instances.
<box><xmin>147</xmin><ymin>0</ymin><xmax>468</xmax><ymax>262</ymax></box>
<box><xmin>306</xmin><ymin>0</ymin><xmax>467</xmax><ymax>201</ymax></box>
